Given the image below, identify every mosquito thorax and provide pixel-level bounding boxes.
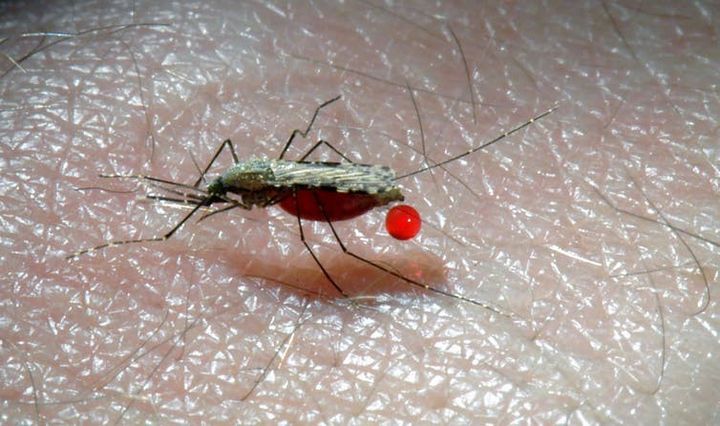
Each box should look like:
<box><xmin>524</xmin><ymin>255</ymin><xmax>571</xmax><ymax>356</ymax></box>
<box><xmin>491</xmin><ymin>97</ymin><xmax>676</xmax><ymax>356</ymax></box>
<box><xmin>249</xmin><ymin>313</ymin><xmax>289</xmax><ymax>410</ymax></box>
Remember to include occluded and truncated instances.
<box><xmin>219</xmin><ymin>158</ymin><xmax>275</xmax><ymax>191</ymax></box>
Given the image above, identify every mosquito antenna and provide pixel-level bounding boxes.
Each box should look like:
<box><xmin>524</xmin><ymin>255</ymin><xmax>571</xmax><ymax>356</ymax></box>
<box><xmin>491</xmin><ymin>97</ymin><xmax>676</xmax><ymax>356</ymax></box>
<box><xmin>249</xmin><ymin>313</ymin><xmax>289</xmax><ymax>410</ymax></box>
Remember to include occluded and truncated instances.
<box><xmin>395</xmin><ymin>104</ymin><xmax>559</xmax><ymax>180</ymax></box>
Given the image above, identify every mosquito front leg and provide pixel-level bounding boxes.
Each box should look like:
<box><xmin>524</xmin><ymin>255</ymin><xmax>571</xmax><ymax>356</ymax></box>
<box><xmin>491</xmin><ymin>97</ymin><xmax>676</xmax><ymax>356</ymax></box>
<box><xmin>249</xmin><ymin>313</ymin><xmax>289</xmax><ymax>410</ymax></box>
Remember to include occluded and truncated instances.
<box><xmin>277</xmin><ymin>95</ymin><xmax>342</xmax><ymax>160</ymax></box>
<box><xmin>196</xmin><ymin>197</ymin><xmax>252</xmax><ymax>223</ymax></box>
<box><xmin>192</xmin><ymin>139</ymin><xmax>240</xmax><ymax>188</ymax></box>
<box><xmin>67</xmin><ymin>202</ymin><xmax>206</xmax><ymax>260</ymax></box>
<box><xmin>292</xmin><ymin>188</ymin><xmax>350</xmax><ymax>298</ymax></box>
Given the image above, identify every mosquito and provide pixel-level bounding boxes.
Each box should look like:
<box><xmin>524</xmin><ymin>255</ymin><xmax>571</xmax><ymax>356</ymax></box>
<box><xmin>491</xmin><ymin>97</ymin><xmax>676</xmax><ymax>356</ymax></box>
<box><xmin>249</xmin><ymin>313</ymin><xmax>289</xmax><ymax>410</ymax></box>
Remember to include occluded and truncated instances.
<box><xmin>67</xmin><ymin>95</ymin><xmax>557</xmax><ymax>315</ymax></box>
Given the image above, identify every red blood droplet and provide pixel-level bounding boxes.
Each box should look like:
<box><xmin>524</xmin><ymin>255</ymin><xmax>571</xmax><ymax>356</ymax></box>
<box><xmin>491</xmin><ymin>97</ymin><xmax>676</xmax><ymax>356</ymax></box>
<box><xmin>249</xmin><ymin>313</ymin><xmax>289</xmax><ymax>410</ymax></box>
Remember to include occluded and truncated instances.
<box><xmin>385</xmin><ymin>204</ymin><xmax>421</xmax><ymax>240</ymax></box>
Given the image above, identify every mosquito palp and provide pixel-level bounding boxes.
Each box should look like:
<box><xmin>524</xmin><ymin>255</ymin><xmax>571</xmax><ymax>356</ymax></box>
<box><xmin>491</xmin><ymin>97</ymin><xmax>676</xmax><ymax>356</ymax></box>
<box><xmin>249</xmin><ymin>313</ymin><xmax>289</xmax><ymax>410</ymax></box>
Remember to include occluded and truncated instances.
<box><xmin>145</xmin><ymin>195</ymin><xmax>203</xmax><ymax>206</ymax></box>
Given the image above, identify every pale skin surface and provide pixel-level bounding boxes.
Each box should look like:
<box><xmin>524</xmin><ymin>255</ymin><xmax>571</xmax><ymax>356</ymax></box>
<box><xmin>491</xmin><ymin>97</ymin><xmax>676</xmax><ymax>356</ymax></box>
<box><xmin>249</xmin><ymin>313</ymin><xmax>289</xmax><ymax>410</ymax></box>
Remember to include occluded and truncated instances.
<box><xmin>1</xmin><ymin>0</ymin><xmax>719</xmax><ymax>424</ymax></box>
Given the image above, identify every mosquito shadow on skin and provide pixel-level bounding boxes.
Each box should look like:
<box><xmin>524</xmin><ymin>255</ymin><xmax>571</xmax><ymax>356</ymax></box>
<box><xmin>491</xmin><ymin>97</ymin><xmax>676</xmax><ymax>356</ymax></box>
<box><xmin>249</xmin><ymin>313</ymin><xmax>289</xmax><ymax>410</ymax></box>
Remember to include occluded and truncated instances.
<box><xmin>216</xmin><ymin>247</ymin><xmax>448</xmax><ymax>302</ymax></box>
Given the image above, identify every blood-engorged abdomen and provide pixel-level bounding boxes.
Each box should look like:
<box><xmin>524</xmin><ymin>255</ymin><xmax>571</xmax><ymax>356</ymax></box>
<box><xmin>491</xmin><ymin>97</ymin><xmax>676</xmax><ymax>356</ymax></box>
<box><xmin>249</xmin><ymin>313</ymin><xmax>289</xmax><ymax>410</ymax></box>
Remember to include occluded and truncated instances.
<box><xmin>278</xmin><ymin>188</ymin><xmax>403</xmax><ymax>221</ymax></box>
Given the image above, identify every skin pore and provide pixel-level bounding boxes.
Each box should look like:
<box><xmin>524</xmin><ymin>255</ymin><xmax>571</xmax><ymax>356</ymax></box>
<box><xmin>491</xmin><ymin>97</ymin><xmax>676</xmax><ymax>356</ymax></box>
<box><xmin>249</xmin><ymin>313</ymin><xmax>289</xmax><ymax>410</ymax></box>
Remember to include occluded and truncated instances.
<box><xmin>2</xmin><ymin>0</ymin><xmax>719</xmax><ymax>423</ymax></box>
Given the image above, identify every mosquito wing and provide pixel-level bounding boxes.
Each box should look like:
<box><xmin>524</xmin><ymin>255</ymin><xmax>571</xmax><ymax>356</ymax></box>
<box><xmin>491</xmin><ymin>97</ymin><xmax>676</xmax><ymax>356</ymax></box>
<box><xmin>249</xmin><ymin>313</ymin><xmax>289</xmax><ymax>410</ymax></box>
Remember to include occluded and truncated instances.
<box><xmin>269</xmin><ymin>160</ymin><xmax>399</xmax><ymax>194</ymax></box>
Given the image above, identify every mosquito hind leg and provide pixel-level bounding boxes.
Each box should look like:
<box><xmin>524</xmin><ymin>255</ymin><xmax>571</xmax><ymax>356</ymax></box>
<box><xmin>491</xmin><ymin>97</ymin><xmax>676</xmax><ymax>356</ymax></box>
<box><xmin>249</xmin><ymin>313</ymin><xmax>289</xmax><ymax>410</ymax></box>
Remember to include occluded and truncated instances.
<box><xmin>193</xmin><ymin>139</ymin><xmax>239</xmax><ymax>188</ymax></box>
<box><xmin>309</xmin><ymin>193</ymin><xmax>512</xmax><ymax>317</ymax></box>
<box><xmin>292</xmin><ymin>189</ymin><xmax>350</xmax><ymax>298</ymax></box>
<box><xmin>278</xmin><ymin>95</ymin><xmax>342</xmax><ymax>160</ymax></box>
<box><xmin>299</xmin><ymin>139</ymin><xmax>355</xmax><ymax>163</ymax></box>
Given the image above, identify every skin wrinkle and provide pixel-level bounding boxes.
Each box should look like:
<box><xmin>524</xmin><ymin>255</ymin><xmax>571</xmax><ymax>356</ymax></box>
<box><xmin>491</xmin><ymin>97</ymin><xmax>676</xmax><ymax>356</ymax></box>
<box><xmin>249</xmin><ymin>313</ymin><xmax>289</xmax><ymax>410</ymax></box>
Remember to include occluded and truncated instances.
<box><xmin>1</xmin><ymin>0</ymin><xmax>719</xmax><ymax>424</ymax></box>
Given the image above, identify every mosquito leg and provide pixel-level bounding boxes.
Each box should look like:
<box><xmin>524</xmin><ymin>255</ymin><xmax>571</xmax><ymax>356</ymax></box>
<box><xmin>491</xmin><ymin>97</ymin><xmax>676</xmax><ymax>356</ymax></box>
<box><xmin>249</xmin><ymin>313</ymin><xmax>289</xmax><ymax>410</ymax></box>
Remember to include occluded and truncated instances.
<box><xmin>261</xmin><ymin>190</ymin><xmax>294</xmax><ymax>209</ymax></box>
<box><xmin>395</xmin><ymin>104</ymin><xmax>559</xmax><ymax>180</ymax></box>
<box><xmin>196</xmin><ymin>199</ymin><xmax>250</xmax><ymax>223</ymax></box>
<box><xmin>187</xmin><ymin>150</ymin><xmax>205</xmax><ymax>183</ymax></box>
<box><xmin>299</xmin><ymin>139</ymin><xmax>355</xmax><ymax>163</ymax></box>
<box><xmin>66</xmin><ymin>202</ymin><xmax>206</xmax><ymax>260</ymax></box>
<box><xmin>293</xmin><ymin>189</ymin><xmax>350</xmax><ymax>298</ymax></box>
<box><xmin>277</xmin><ymin>95</ymin><xmax>342</xmax><ymax>160</ymax></box>
<box><xmin>192</xmin><ymin>139</ymin><xmax>240</xmax><ymax>188</ymax></box>
<box><xmin>310</xmin><ymin>192</ymin><xmax>512</xmax><ymax>317</ymax></box>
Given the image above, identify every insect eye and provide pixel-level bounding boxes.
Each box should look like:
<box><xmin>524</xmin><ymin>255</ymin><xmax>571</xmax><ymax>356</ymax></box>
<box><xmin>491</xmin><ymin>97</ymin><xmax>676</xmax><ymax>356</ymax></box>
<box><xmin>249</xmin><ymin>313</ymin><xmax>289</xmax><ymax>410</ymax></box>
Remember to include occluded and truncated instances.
<box><xmin>207</xmin><ymin>179</ymin><xmax>224</xmax><ymax>194</ymax></box>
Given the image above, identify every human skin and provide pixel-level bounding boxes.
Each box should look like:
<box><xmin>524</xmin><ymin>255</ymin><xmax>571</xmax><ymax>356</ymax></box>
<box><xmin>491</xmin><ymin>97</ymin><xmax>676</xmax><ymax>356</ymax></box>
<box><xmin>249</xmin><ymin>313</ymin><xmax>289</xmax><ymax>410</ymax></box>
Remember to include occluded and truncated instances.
<box><xmin>1</xmin><ymin>0</ymin><xmax>719</xmax><ymax>423</ymax></box>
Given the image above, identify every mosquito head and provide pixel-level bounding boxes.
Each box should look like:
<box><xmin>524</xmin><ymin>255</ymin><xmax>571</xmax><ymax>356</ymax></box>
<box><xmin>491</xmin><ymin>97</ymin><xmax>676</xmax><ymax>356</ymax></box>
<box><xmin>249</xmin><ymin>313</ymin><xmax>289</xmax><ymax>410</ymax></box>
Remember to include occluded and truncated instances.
<box><xmin>207</xmin><ymin>178</ymin><xmax>226</xmax><ymax>196</ymax></box>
